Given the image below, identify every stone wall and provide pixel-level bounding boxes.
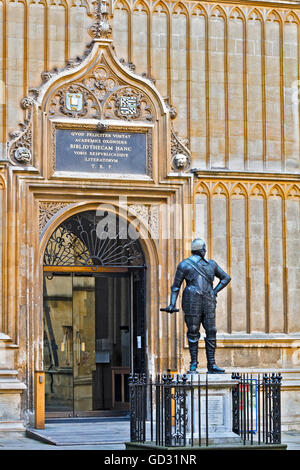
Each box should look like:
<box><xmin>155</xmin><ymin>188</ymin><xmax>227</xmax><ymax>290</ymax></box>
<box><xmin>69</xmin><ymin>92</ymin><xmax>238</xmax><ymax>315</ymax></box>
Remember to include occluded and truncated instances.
<box><xmin>0</xmin><ymin>0</ymin><xmax>300</xmax><ymax>428</ymax></box>
<box><xmin>1</xmin><ymin>1</ymin><xmax>300</xmax><ymax>173</ymax></box>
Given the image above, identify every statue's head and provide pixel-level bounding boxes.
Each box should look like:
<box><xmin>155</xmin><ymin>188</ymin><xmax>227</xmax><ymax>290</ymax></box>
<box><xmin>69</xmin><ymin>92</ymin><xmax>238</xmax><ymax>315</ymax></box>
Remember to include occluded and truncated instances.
<box><xmin>191</xmin><ymin>238</ymin><xmax>206</xmax><ymax>257</ymax></box>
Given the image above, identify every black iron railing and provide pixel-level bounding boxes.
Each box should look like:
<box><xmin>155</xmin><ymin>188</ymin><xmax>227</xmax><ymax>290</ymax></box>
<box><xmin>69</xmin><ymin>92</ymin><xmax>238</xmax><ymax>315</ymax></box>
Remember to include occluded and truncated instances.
<box><xmin>129</xmin><ymin>372</ymin><xmax>282</xmax><ymax>448</ymax></box>
<box><xmin>232</xmin><ymin>372</ymin><xmax>282</xmax><ymax>445</ymax></box>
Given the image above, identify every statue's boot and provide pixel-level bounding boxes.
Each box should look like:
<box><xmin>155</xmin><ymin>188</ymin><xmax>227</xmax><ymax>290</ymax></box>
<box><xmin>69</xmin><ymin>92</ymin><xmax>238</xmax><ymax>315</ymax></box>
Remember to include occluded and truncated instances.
<box><xmin>205</xmin><ymin>337</ymin><xmax>225</xmax><ymax>374</ymax></box>
<box><xmin>188</xmin><ymin>339</ymin><xmax>199</xmax><ymax>373</ymax></box>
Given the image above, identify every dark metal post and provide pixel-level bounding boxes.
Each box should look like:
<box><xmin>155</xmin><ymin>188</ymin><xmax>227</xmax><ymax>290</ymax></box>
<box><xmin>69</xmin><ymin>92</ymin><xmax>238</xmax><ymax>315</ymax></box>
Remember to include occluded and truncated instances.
<box><xmin>205</xmin><ymin>373</ymin><xmax>208</xmax><ymax>446</ymax></box>
<box><xmin>191</xmin><ymin>375</ymin><xmax>194</xmax><ymax>447</ymax></box>
<box><xmin>198</xmin><ymin>374</ymin><xmax>201</xmax><ymax>447</ymax></box>
<box><xmin>164</xmin><ymin>374</ymin><xmax>173</xmax><ymax>447</ymax></box>
<box><xmin>272</xmin><ymin>373</ymin><xmax>282</xmax><ymax>444</ymax></box>
<box><xmin>150</xmin><ymin>375</ymin><xmax>153</xmax><ymax>442</ymax></box>
<box><xmin>129</xmin><ymin>374</ymin><xmax>137</xmax><ymax>442</ymax></box>
<box><xmin>232</xmin><ymin>373</ymin><xmax>240</xmax><ymax>435</ymax></box>
<box><xmin>155</xmin><ymin>374</ymin><xmax>161</xmax><ymax>446</ymax></box>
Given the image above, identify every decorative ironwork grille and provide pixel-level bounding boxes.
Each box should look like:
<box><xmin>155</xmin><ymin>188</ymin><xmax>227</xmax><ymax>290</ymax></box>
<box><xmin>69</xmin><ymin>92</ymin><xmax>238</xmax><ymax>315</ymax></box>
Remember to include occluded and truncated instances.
<box><xmin>43</xmin><ymin>210</ymin><xmax>145</xmax><ymax>267</ymax></box>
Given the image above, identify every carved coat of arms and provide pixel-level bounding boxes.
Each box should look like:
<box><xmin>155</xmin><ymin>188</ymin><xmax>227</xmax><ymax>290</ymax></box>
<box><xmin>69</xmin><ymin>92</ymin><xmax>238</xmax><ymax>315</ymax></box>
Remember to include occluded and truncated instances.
<box><xmin>66</xmin><ymin>92</ymin><xmax>83</xmax><ymax>112</ymax></box>
<box><xmin>119</xmin><ymin>96</ymin><xmax>138</xmax><ymax>116</ymax></box>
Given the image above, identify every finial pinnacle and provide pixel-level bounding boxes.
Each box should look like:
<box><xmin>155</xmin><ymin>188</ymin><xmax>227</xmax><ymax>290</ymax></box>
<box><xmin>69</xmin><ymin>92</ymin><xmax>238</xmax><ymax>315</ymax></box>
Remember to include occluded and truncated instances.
<box><xmin>88</xmin><ymin>0</ymin><xmax>112</xmax><ymax>40</ymax></box>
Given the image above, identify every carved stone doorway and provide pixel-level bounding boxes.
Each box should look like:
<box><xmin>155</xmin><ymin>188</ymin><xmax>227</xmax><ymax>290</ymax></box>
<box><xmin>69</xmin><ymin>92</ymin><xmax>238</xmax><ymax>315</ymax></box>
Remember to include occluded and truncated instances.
<box><xmin>42</xmin><ymin>210</ymin><xmax>146</xmax><ymax>417</ymax></box>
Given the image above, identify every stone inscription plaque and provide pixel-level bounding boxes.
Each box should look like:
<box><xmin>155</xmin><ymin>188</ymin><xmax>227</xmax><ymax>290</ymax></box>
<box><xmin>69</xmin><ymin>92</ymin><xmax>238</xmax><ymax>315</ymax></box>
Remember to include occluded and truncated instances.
<box><xmin>55</xmin><ymin>128</ymin><xmax>148</xmax><ymax>175</ymax></box>
<box><xmin>200</xmin><ymin>396</ymin><xmax>224</xmax><ymax>426</ymax></box>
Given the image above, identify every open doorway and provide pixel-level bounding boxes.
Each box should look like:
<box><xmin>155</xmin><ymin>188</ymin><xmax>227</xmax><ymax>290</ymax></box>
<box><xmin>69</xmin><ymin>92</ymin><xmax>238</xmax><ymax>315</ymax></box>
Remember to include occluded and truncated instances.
<box><xmin>42</xmin><ymin>210</ymin><xmax>146</xmax><ymax>417</ymax></box>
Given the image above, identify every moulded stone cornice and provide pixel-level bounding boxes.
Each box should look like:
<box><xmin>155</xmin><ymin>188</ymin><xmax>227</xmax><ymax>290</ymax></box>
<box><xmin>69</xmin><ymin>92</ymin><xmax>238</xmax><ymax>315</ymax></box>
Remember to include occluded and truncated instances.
<box><xmin>195</xmin><ymin>0</ymin><xmax>300</xmax><ymax>9</ymax></box>
<box><xmin>192</xmin><ymin>169</ymin><xmax>300</xmax><ymax>182</ymax></box>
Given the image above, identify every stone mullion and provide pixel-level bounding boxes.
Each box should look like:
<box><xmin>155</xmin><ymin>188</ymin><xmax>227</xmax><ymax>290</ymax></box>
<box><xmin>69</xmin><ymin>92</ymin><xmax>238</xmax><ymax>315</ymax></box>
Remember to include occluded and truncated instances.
<box><xmin>1</xmin><ymin>0</ymin><xmax>7</xmax><ymax>144</ymax></box>
<box><xmin>298</xmin><ymin>16</ymin><xmax>300</xmax><ymax>166</ymax></box>
<box><xmin>279</xmin><ymin>18</ymin><xmax>285</xmax><ymax>172</ymax></box>
<box><xmin>245</xmin><ymin>188</ymin><xmax>251</xmax><ymax>333</ymax></box>
<box><xmin>128</xmin><ymin>2</ymin><xmax>132</xmax><ymax>64</ymax></box>
<box><xmin>261</xmin><ymin>15</ymin><xmax>267</xmax><ymax>170</ymax></box>
<box><xmin>243</xmin><ymin>12</ymin><xmax>248</xmax><ymax>170</ymax></box>
<box><xmin>39</xmin><ymin>0</ymin><xmax>49</xmax><ymax>75</ymax></box>
<box><xmin>21</xmin><ymin>0</ymin><xmax>29</xmax><ymax>103</ymax></box>
<box><xmin>64</xmin><ymin>0</ymin><xmax>70</xmax><ymax>64</ymax></box>
<box><xmin>205</xmin><ymin>12</ymin><xmax>210</xmax><ymax>169</ymax></box>
<box><xmin>207</xmin><ymin>183</ymin><xmax>213</xmax><ymax>259</ymax></box>
<box><xmin>224</xmin><ymin>12</ymin><xmax>229</xmax><ymax>169</ymax></box>
<box><xmin>226</xmin><ymin>186</ymin><xmax>232</xmax><ymax>333</ymax></box>
<box><xmin>0</xmin><ymin>176</ymin><xmax>8</xmax><ymax>334</ymax></box>
<box><xmin>167</xmin><ymin>3</ymin><xmax>171</xmax><ymax>106</ymax></box>
<box><xmin>264</xmin><ymin>193</ymin><xmax>270</xmax><ymax>334</ymax></box>
<box><xmin>147</xmin><ymin>3</ymin><xmax>151</xmax><ymax>77</ymax></box>
<box><xmin>282</xmin><ymin>194</ymin><xmax>288</xmax><ymax>333</ymax></box>
<box><xmin>186</xmin><ymin>8</ymin><xmax>191</xmax><ymax>146</ymax></box>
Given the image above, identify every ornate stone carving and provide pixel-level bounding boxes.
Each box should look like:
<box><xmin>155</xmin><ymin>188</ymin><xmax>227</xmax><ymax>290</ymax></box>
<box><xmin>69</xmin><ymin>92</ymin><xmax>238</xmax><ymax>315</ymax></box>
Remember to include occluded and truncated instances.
<box><xmin>48</xmin><ymin>84</ymin><xmax>100</xmax><ymax>119</ymax></box>
<box><xmin>8</xmin><ymin>115</ymin><xmax>33</xmax><ymax>165</ymax></box>
<box><xmin>173</xmin><ymin>153</ymin><xmax>189</xmax><ymax>171</ymax></box>
<box><xmin>38</xmin><ymin>202</ymin><xmax>70</xmax><ymax>233</ymax></box>
<box><xmin>82</xmin><ymin>61</ymin><xmax>119</xmax><ymax>103</ymax></box>
<box><xmin>164</xmin><ymin>98</ymin><xmax>177</xmax><ymax>120</ymax></box>
<box><xmin>96</xmin><ymin>121</ymin><xmax>109</xmax><ymax>131</ymax></box>
<box><xmin>104</xmin><ymin>87</ymin><xmax>153</xmax><ymax>122</ymax></box>
<box><xmin>171</xmin><ymin>128</ymin><xmax>191</xmax><ymax>172</ymax></box>
<box><xmin>41</xmin><ymin>67</ymin><xmax>59</xmax><ymax>83</ymax></box>
<box><xmin>88</xmin><ymin>0</ymin><xmax>112</xmax><ymax>40</ymax></box>
<box><xmin>129</xmin><ymin>204</ymin><xmax>159</xmax><ymax>240</ymax></box>
<box><xmin>14</xmin><ymin>146</ymin><xmax>31</xmax><ymax>164</ymax></box>
<box><xmin>119</xmin><ymin>58</ymin><xmax>136</xmax><ymax>73</ymax></box>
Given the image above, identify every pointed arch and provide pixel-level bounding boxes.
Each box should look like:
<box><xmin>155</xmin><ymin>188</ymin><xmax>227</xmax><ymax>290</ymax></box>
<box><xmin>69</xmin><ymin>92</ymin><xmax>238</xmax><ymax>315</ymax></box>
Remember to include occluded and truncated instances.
<box><xmin>133</xmin><ymin>0</ymin><xmax>150</xmax><ymax>14</ymax></box>
<box><xmin>190</xmin><ymin>2</ymin><xmax>207</xmax><ymax>18</ymax></box>
<box><xmin>287</xmin><ymin>184</ymin><xmax>300</xmax><ymax>199</ymax></box>
<box><xmin>249</xmin><ymin>183</ymin><xmax>267</xmax><ymax>199</ymax></box>
<box><xmin>152</xmin><ymin>0</ymin><xmax>170</xmax><ymax>15</ymax></box>
<box><xmin>172</xmin><ymin>1</ymin><xmax>188</xmax><ymax>17</ymax></box>
<box><xmin>268</xmin><ymin>184</ymin><xmax>285</xmax><ymax>199</ymax></box>
<box><xmin>210</xmin><ymin>4</ymin><xmax>227</xmax><ymax>20</ymax></box>
<box><xmin>230</xmin><ymin>182</ymin><xmax>248</xmax><ymax>198</ymax></box>
<box><xmin>284</xmin><ymin>10</ymin><xmax>300</xmax><ymax>24</ymax></box>
<box><xmin>247</xmin><ymin>8</ymin><xmax>264</xmax><ymax>23</ymax></box>
<box><xmin>195</xmin><ymin>181</ymin><xmax>210</xmax><ymax>196</ymax></box>
<box><xmin>113</xmin><ymin>0</ymin><xmax>130</xmax><ymax>12</ymax></box>
<box><xmin>229</xmin><ymin>6</ymin><xmax>246</xmax><ymax>22</ymax></box>
<box><xmin>212</xmin><ymin>182</ymin><xmax>229</xmax><ymax>198</ymax></box>
<box><xmin>266</xmin><ymin>9</ymin><xmax>282</xmax><ymax>24</ymax></box>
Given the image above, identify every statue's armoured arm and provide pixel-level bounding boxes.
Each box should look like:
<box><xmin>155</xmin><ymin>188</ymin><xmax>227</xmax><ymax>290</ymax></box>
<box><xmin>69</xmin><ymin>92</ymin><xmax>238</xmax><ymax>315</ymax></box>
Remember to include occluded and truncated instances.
<box><xmin>213</xmin><ymin>263</ymin><xmax>231</xmax><ymax>297</ymax></box>
<box><xmin>165</xmin><ymin>265</ymin><xmax>185</xmax><ymax>313</ymax></box>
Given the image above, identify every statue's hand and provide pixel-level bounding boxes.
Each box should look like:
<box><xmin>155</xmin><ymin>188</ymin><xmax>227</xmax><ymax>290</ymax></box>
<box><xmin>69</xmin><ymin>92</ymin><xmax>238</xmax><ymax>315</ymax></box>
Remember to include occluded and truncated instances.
<box><xmin>165</xmin><ymin>305</ymin><xmax>177</xmax><ymax>314</ymax></box>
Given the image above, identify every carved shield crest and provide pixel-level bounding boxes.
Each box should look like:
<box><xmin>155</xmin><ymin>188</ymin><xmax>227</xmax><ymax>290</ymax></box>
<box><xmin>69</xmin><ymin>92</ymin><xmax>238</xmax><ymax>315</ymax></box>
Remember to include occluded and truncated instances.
<box><xmin>66</xmin><ymin>92</ymin><xmax>83</xmax><ymax>112</ymax></box>
<box><xmin>119</xmin><ymin>95</ymin><xmax>138</xmax><ymax>116</ymax></box>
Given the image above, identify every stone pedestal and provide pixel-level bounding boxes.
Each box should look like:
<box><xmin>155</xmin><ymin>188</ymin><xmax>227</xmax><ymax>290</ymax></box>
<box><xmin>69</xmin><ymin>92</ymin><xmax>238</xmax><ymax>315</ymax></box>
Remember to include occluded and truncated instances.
<box><xmin>0</xmin><ymin>335</ymin><xmax>27</xmax><ymax>431</ymax></box>
<box><xmin>186</xmin><ymin>373</ymin><xmax>241</xmax><ymax>445</ymax></box>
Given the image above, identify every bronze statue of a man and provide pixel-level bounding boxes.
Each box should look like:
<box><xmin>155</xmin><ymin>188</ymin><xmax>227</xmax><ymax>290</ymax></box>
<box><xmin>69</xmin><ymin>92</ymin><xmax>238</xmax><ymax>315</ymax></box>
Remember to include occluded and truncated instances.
<box><xmin>165</xmin><ymin>238</ymin><xmax>231</xmax><ymax>374</ymax></box>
